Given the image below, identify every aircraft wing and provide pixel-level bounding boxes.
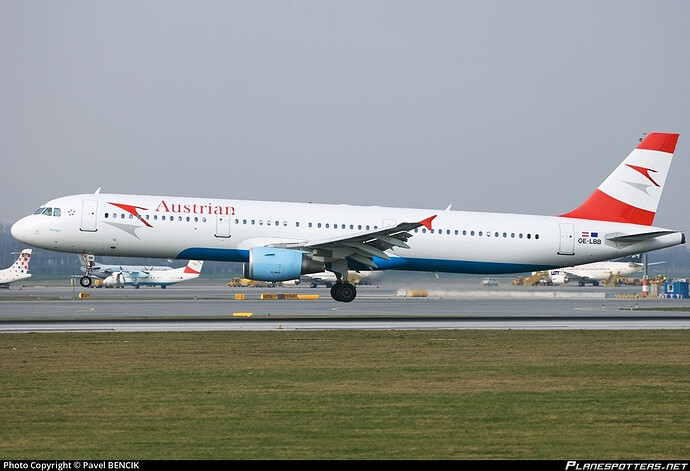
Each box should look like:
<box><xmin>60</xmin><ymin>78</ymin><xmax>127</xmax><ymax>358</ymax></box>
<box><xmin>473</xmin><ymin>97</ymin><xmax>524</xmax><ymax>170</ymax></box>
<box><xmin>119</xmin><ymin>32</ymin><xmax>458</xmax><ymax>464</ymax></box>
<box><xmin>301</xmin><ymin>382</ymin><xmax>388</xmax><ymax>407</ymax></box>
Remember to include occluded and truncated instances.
<box><xmin>274</xmin><ymin>215</ymin><xmax>437</xmax><ymax>269</ymax></box>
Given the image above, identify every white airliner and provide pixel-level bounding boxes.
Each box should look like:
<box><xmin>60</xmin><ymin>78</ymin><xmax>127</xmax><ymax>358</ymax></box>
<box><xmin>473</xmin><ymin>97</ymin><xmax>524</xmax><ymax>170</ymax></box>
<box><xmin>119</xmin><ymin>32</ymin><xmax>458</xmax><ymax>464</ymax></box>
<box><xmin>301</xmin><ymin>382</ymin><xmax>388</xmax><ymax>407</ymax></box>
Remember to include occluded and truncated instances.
<box><xmin>10</xmin><ymin>132</ymin><xmax>684</xmax><ymax>302</ymax></box>
<box><xmin>546</xmin><ymin>261</ymin><xmax>645</xmax><ymax>286</ymax></box>
<box><xmin>0</xmin><ymin>249</ymin><xmax>32</xmax><ymax>288</ymax></box>
<box><xmin>102</xmin><ymin>260</ymin><xmax>203</xmax><ymax>288</ymax></box>
<box><xmin>78</xmin><ymin>253</ymin><xmax>173</xmax><ymax>287</ymax></box>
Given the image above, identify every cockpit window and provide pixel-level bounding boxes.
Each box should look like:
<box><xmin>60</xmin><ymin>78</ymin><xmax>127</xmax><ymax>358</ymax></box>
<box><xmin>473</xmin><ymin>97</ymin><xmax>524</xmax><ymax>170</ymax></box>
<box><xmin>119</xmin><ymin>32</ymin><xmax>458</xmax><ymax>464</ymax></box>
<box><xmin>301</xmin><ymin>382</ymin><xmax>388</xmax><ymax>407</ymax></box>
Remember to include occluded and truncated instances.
<box><xmin>42</xmin><ymin>208</ymin><xmax>53</xmax><ymax>216</ymax></box>
<box><xmin>34</xmin><ymin>207</ymin><xmax>46</xmax><ymax>215</ymax></box>
<box><xmin>53</xmin><ymin>208</ymin><xmax>61</xmax><ymax>217</ymax></box>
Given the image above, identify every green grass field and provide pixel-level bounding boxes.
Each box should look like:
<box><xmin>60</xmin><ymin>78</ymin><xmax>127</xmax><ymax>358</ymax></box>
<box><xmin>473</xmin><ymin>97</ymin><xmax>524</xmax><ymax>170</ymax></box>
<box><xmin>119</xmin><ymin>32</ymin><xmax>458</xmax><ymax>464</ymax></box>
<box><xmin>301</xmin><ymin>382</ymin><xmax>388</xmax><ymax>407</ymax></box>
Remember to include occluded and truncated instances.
<box><xmin>1</xmin><ymin>330</ymin><xmax>688</xmax><ymax>460</ymax></box>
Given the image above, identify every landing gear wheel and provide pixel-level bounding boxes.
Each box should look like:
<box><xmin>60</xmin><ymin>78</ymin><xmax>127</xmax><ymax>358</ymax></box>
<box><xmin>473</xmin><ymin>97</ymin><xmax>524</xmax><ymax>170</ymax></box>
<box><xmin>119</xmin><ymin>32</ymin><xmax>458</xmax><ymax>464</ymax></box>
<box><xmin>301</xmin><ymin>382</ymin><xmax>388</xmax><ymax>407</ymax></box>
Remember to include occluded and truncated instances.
<box><xmin>80</xmin><ymin>276</ymin><xmax>92</xmax><ymax>288</ymax></box>
<box><xmin>331</xmin><ymin>282</ymin><xmax>357</xmax><ymax>302</ymax></box>
<box><xmin>339</xmin><ymin>283</ymin><xmax>356</xmax><ymax>303</ymax></box>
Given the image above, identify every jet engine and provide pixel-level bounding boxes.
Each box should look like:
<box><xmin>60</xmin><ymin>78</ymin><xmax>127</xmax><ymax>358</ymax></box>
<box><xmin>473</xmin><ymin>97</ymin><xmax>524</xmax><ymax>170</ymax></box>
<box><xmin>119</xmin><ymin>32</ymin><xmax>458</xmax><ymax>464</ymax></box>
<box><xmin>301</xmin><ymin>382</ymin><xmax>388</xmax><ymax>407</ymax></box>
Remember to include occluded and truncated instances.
<box><xmin>243</xmin><ymin>247</ymin><xmax>325</xmax><ymax>282</ymax></box>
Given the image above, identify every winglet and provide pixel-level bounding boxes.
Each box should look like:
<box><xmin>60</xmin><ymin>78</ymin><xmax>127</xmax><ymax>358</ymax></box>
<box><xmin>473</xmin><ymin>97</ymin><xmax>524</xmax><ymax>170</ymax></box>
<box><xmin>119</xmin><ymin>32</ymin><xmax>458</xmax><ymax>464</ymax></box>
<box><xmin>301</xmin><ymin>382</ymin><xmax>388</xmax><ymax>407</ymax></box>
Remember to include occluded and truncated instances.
<box><xmin>420</xmin><ymin>215</ymin><xmax>437</xmax><ymax>230</ymax></box>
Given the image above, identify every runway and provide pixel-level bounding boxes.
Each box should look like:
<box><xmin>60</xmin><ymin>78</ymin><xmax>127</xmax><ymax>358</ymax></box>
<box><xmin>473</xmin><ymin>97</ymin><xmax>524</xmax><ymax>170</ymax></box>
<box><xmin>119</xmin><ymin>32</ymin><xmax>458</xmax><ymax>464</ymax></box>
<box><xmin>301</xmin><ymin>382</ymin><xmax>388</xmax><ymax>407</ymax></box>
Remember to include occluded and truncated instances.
<box><xmin>2</xmin><ymin>279</ymin><xmax>690</xmax><ymax>332</ymax></box>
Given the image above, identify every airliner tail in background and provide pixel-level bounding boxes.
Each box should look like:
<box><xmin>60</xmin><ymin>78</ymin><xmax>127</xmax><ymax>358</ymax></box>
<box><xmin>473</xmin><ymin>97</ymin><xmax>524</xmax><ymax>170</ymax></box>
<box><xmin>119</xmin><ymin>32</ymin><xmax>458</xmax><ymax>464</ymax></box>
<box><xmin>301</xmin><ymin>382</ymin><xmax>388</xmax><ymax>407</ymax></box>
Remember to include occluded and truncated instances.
<box><xmin>11</xmin><ymin>132</ymin><xmax>684</xmax><ymax>302</ymax></box>
<box><xmin>0</xmin><ymin>249</ymin><xmax>32</xmax><ymax>288</ymax></box>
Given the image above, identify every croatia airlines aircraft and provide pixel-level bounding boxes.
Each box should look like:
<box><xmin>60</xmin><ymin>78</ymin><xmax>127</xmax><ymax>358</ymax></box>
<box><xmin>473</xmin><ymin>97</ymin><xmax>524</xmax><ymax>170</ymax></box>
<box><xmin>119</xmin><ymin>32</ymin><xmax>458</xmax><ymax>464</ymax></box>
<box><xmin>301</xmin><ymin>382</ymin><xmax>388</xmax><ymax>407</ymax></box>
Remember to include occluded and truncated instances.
<box><xmin>0</xmin><ymin>249</ymin><xmax>32</xmax><ymax>287</ymax></box>
<box><xmin>102</xmin><ymin>260</ymin><xmax>203</xmax><ymax>288</ymax></box>
<box><xmin>10</xmin><ymin>132</ymin><xmax>684</xmax><ymax>302</ymax></box>
<box><xmin>78</xmin><ymin>253</ymin><xmax>173</xmax><ymax>286</ymax></box>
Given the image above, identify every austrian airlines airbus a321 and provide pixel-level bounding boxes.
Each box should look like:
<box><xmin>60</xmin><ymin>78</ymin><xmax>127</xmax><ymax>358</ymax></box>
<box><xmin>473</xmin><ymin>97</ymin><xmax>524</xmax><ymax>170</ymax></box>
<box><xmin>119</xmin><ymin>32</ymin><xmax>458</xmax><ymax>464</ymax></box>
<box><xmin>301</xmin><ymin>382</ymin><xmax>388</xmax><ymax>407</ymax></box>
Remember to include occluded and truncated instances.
<box><xmin>11</xmin><ymin>132</ymin><xmax>684</xmax><ymax>302</ymax></box>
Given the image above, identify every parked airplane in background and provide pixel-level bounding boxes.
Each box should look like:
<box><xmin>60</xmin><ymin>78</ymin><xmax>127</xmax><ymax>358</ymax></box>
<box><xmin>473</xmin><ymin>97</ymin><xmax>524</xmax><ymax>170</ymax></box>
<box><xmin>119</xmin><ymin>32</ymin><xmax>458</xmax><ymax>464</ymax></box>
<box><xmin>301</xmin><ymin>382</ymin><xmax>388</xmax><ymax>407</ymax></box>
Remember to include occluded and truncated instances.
<box><xmin>78</xmin><ymin>254</ymin><xmax>173</xmax><ymax>287</ymax></box>
<box><xmin>546</xmin><ymin>260</ymin><xmax>647</xmax><ymax>286</ymax></box>
<box><xmin>11</xmin><ymin>132</ymin><xmax>684</xmax><ymax>302</ymax></box>
<box><xmin>0</xmin><ymin>249</ymin><xmax>32</xmax><ymax>288</ymax></box>
<box><xmin>102</xmin><ymin>260</ymin><xmax>203</xmax><ymax>288</ymax></box>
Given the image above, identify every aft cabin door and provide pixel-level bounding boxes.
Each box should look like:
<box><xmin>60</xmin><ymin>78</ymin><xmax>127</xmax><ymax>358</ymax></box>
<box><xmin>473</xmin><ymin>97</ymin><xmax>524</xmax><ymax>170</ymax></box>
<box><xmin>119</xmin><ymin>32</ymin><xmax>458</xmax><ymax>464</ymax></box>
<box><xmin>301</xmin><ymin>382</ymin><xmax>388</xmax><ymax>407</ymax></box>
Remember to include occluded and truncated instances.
<box><xmin>215</xmin><ymin>214</ymin><xmax>231</xmax><ymax>238</ymax></box>
<box><xmin>80</xmin><ymin>200</ymin><xmax>98</xmax><ymax>232</ymax></box>
<box><xmin>558</xmin><ymin>223</ymin><xmax>575</xmax><ymax>255</ymax></box>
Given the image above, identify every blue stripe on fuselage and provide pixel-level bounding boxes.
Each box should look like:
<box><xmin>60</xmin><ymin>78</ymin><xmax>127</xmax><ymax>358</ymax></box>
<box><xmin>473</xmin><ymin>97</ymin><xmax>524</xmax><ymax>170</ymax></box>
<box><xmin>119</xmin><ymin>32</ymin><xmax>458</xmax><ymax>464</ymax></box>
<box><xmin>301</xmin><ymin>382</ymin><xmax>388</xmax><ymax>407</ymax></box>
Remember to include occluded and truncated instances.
<box><xmin>177</xmin><ymin>247</ymin><xmax>551</xmax><ymax>275</ymax></box>
<box><xmin>399</xmin><ymin>258</ymin><xmax>548</xmax><ymax>274</ymax></box>
<box><xmin>349</xmin><ymin>257</ymin><xmax>545</xmax><ymax>274</ymax></box>
<box><xmin>177</xmin><ymin>248</ymin><xmax>249</xmax><ymax>263</ymax></box>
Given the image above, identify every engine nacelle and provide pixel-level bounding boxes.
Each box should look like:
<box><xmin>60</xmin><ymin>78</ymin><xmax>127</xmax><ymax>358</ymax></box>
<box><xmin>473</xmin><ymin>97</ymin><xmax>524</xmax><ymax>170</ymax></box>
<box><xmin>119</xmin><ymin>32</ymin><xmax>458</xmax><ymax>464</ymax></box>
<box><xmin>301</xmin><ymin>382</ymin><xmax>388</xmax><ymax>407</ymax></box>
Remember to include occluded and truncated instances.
<box><xmin>244</xmin><ymin>247</ymin><xmax>326</xmax><ymax>282</ymax></box>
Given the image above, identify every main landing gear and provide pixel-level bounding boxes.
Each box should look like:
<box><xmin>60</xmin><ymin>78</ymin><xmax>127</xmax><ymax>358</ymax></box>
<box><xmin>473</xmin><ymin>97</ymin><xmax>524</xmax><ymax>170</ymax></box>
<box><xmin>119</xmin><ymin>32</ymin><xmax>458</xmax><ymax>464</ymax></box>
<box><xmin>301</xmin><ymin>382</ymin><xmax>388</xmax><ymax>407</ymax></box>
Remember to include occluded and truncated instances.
<box><xmin>329</xmin><ymin>260</ymin><xmax>357</xmax><ymax>302</ymax></box>
<box><xmin>330</xmin><ymin>282</ymin><xmax>357</xmax><ymax>303</ymax></box>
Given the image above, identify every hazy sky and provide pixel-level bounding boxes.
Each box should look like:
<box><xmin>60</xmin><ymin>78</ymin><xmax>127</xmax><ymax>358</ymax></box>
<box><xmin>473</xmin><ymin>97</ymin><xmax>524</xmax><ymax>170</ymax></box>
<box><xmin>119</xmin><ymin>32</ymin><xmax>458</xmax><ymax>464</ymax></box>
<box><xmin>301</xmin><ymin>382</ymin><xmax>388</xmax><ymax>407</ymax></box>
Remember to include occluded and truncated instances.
<box><xmin>2</xmin><ymin>1</ymin><xmax>689</xmax><ymax>231</ymax></box>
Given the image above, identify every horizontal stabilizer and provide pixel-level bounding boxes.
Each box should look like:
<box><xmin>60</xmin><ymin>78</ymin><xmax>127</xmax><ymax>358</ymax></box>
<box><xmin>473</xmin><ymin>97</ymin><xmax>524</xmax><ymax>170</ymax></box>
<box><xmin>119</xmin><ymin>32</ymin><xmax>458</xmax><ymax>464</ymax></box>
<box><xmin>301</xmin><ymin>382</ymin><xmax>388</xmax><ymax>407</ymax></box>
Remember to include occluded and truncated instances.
<box><xmin>606</xmin><ymin>230</ymin><xmax>679</xmax><ymax>243</ymax></box>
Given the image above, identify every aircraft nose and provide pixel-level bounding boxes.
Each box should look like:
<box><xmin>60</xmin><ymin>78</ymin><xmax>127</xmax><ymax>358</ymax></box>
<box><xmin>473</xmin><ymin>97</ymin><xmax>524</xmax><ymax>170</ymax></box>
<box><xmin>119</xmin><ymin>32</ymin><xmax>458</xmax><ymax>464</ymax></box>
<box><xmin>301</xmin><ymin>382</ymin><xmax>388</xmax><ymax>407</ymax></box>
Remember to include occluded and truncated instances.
<box><xmin>11</xmin><ymin>217</ymin><xmax>35</xmax><ymax>243</ymax></box>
